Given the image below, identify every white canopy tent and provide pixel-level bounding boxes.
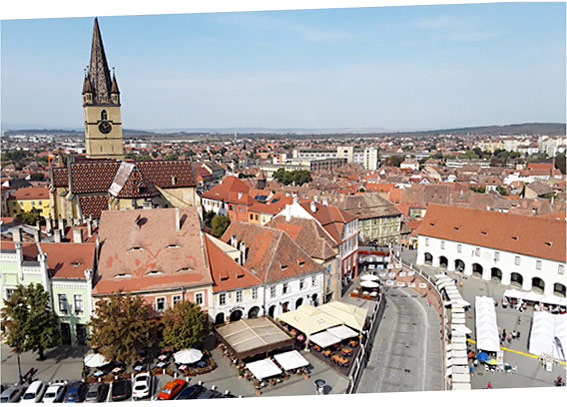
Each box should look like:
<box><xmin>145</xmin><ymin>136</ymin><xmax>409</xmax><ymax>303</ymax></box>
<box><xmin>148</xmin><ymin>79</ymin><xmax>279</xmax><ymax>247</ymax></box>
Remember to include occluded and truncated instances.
<box><xmin>360</xmin><ymin>281</ymin><xmax>380</xmax><ymax>289</ymax></box>
<box><xmin>317</xmin><ymin>302</ymin><xmax>368</xmax><ymax>332</ymax></box>
<box><xmin>475</xmin><ymin>296</ymin><xmax>501</xmax><ymax>353</ymax></box>
<box><xmin>326</xmin><ymin>325</ymin><xmax>359</xmax><ymax>341</ymax></box>
<box><xmin>246</xmin><ymin>359</ymin><xmax>282</xmax><ymax>380</ymax></box>
<box><xmin>528</xmin><ymin>312</ymin><xmax>567</xmax><ymax>361</ymax></box>
<box><xmin>309</xmin><ymin>331</ymin><xmax>342</xmax><ymax>348</ymax></box>
<box><xmin>276</xmin><ymin>304</ymin><xmax>342</xmax><ymax>337</ymax></box>
<box><xmin>360</xmin><ymin>274</ymin><xmax>379</xmax><ymax>282</ymax></box>
<box><xmin>84</xmin><ymin>353</ymin><xmax>110</xmax><ymax>368</ymax></box>
<box><xmin>452</xmin><ymin>324</ymin><xmax>472</xmax><ymax>334</ymax></box>
<box><xmin>273</xmin><ymin>350</ymin><xmax>310</xmax><ymax>371</ymax></box>
<box><xmin>451</xmin><ymin>373</ymin><xmax>471</xmax><ymax>383</ymax></box>
<box><xmin>452</xmin><ymin>383</ymin><xmax>471</xmax><ymax>390</ymax></box>
<box><xmin>504</xmin><ymin>289</ymin><xmax>567</xmax><ymax>307</ymax></box>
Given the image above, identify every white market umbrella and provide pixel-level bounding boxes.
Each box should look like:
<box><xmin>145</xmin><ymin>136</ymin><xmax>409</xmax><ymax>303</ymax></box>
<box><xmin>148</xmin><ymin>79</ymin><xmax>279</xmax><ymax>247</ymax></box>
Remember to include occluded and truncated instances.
<box><xmin>174</xmin><ymin>349</ymin><xmax>203</xmax><ymax>364</ymax></box>
<box><xmin>361</xmin><ymin>274</ymin><xmax>379</xmax><ymax>282</ymax></box>
<box><xmin>84</xmin><ymin>353</ymin><xmax>110</xmax><ymax>368</ymax></box>
<box><xmin>452</xmin><ymin>325</ymin><xmax>472</xmax><ymax>334</ymax></box>
<box><xmin>360</xmin><ymin>281</ymin><xmax>379</xmax><ymax>289</ymax></box>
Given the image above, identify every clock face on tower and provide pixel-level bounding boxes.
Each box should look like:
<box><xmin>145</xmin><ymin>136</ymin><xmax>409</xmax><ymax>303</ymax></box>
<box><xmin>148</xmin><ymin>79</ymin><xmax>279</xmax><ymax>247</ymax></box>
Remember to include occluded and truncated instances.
<box><xmin>98</xmin><ymin>121</ymin><xmax>112</xmax><ymax>134</ymax></box>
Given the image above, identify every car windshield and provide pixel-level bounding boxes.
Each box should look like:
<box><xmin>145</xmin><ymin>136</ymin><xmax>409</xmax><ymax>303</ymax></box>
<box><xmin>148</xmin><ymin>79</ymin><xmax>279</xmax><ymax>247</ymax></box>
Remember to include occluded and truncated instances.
<box><xmin>87</xmin><ymin>391</ymin><xmax>98</xmax><ymax>398</ymax></box>
<box><xmin>45</xmin><ymin>392</ymin><xmax>56</xmax><ymax>398</ymax></box>
<box><xmin>134</xmin><ymin>385</ymin><xmax>147</xmax><ymax>391</ymax></box>
<box><xmin>135</xmin><ymin>376</ymin><xmax>147</xmax><ymax>382</ymax></box>
<box><xmin>163</xmin><ymin>388</ymin><xmax>172</xmax><ymax>394</ymax></box>
<box><xmin>23</xmin><ymin>393</ymin><xmax>35</xmax><ymax>399</ymax></box>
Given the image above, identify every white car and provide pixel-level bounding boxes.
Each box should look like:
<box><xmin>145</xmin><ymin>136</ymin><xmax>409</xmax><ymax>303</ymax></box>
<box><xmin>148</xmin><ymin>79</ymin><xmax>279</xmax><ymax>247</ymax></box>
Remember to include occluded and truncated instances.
<box><xmin>132</xmin><ymin>372</ymin><xmax>152</xmax><ymax>399</ymax></box>
<box><xmin>21</xmin><ymin>380</ymin><xmax>47</xmax><ymax>403</ymax></box>
<box><xmin>42</xmin><ymin>381</ymin><xmax>67</xmax><ymax>403</ymax></box>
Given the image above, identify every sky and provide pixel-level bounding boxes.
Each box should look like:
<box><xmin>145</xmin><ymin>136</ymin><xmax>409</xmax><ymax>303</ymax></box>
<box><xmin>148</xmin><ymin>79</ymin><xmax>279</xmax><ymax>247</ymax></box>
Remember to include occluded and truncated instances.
<box><xmin>1</xmin><ymin>2</ymin><xmax>566</xmax><ymax>132</ymax></box>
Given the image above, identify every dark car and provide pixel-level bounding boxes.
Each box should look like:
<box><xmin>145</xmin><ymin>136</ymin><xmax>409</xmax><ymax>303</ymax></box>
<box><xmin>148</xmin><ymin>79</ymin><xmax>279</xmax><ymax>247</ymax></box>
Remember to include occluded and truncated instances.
<box><xmin>111</xmin><ymin>379</ymin><xmax>131</xmax><ymax>402</ymax></box>
<box><xmin>174</xmin><ymin>385</ymin><xmax>206</xmax><ymax>400</ymax></box>
<box><xmin>222</xmin><ymin>392</ymin><xmax>237</xmax><ymax>398</ymax></box>
<box><xmin>0</xmin><ymin>385</ymin><xmax>27</xmax><ymax>403</ymax></box>
<box><xmin>64</xmin><ymin>381</ymin><xmax>88</xmax><ymax>403</ymax></box>
<box><xmin>85</xmin><ymin>382</ymin><xmax>109</xmax><ymax>403</ymax></box>
<box><xmin>196</xmin><ymin>389</ymin><xmax>222</xmax><ymax>399</ymax></box>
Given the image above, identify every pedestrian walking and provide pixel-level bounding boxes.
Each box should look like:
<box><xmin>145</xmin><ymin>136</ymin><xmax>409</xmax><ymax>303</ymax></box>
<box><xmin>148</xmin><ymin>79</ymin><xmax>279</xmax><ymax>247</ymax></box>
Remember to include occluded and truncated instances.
<box><xmin>470</xmin><ymin>365</ymin><xmax>475</xmax><ymax>375</ymax></box>
<box><xmin>427</xmin><ymin>299</ymin><xmax>431</xmax><ymax>307</ymax></box>
<box><xmin>487</xmin><ymin>382</ymin><xmax>492</xmax><ymax>389</ymax></box>
<box><xmin>507</xmin><ymin>334</ymin><xmax>512</xmax><ymax>344</ymax></box>
<box><xmin>516</xmin><ymin>331</ymin><xmax>521</xmax><ymax>340</ymax></box>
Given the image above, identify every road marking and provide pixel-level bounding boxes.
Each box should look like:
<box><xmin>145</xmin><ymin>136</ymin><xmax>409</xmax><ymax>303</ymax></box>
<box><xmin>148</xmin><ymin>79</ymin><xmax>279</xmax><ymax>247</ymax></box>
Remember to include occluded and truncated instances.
<box><xmin>465</xmin><ymin>338</ymin><xmax>567</xmax><ymax>366</ymax></box>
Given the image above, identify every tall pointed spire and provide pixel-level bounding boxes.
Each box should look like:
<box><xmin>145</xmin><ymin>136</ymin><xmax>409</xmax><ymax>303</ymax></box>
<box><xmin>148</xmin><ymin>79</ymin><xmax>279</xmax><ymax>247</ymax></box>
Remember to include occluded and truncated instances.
<box><xmin>88</xmin><ymin>17</ymin><xmax>113</xmax><ymax>104</ymax></box>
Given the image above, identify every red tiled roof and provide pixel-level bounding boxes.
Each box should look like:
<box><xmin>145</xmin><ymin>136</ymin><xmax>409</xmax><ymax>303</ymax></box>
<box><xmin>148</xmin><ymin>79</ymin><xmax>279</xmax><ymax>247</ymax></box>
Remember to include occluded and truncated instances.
<box><xmin>221</xmin><ymin>221</ymin><xmax>322</xmax><ymax>284</ymax></box>
<box><xmin>94</xmin><ymin>208</ymin><xmax>212</xmax><ymax>295</ymax></box>
<box><xmin>202</xmin><ymin>176</ymin><xmax>249</xmax><ymax>201</ymax></box>
<box><xmin>204</xmin><ymin>235</ymin><xmax>261</xmax><ymax>292</ymax></box>
<box><xmin>418</xmin><ymin>204</ymin><xmax>566</xmax><ymax>262</ymax></box>
<box><xmin>10</xmin><ymin>187</ymin><xmax>49</xmax><ymax>200</ymax></box>
<box><xmin>109</xmin><ymin>162</ymin><xmax>159</xmax><ymax>199</ymax></box>
<box><xmin>78</xmin><ymin>195</ymin><xmax>109</xmax><ymax>219</ymax></box>
<box><xmin>0</xmin><ymin>241</ymin><xmax>39</xmax><ymax>261</ymax></box>
<box><xmin>299</xmin><ymin>201</ymin><xmax>356</xmax><ymax>243</ymax></box>
<box><xmin>41</xmin><ymin>242</ymin><xmax>96</xmax><ymax>279</ymax></box>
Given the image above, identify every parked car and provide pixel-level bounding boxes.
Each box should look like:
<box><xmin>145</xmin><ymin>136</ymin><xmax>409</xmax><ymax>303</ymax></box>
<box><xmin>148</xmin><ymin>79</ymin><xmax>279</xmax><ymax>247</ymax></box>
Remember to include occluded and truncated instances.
<box><xmin>174</xmin><ymin>384</ymin><xmax>206</xmax><ymax>400</ymax></box>
<box><xmin>156</xmin><ymin>379</ymin><xmax>186</xmax><ymax>400</ymax></box>
<box><xmin>132</xmin><ymin>373</ymin><xmax>152</xmax><ymax>400</ymax></box>
<box><xmin>196</xmin><ymin>389</ymin><xmax>223</xmax><ymax>399</ymax></box>
<box><xmin>85</xmin><ymin>382</ymin><xmax>109</xmax><ymax>403</ymax></box>
<box><xmin>42</xmin><ymin>381</ymin><xmax>68</xmax><ymax>403</ymax></box>
<box><xmin>0</xmin><ymin>384</ymin><xmax>28</xmax><ymax>403</ymax></box>
<box><xmin>110</xmin><ymin>379</ymin><xmax>131</xmax><ymax>402</ymax></box>
<box><xmin>21</xmin><ymin>380</ymin><xmax>48</xmax><ymax>403</ymax></box>
<box><xmin>64</xmin><ymin>381</ymin><xmax>88</xmax><ymax>403</ymax></box>
<box><xmin>221</xmin><ymin>392</ymin><xmax>237</xmax><ymax>398</ymax></box>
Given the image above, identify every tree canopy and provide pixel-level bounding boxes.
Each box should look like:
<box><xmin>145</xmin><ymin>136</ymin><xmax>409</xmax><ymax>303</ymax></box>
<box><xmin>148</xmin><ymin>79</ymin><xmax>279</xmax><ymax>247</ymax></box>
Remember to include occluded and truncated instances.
<box><xmin>272</xmin><ymin>169</ymin><xmax>312</xmax><ymax>186</ymax></box>
<box><xmin>161</xmin><ymin>301</ymin><xmax>210</xmax><ymax>351</ymax></box>
<box><xmin>383</xmin><ymin>155</ymin><xmax>405</xmax><ymax>167</ymax></box>
<box><xmin>211</xmin><ymin>215</ymin><xmax>230</xmax><ymax>238</ymax></box>
<box><xmin>88</xmin><ymin>292</ymin><xmax>159</xmax><ymax>364</ymax></box>
<box><xmin>1</xmin><ymin>283</ymin><xmax>61</xmax><ymax>360</ymax></box>
<box><xmin>21</xmin><ymin>209</ymin><xmax>42</xmax><ymax>226</ymax></box>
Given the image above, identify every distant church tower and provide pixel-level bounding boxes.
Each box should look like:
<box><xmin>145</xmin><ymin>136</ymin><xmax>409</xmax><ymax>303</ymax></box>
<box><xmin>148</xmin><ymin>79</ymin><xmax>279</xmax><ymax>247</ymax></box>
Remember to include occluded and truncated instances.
<box><xmin>82</xmin><ymin>18</ymin><xmax>124</xmax><ymax>159</ymax></box>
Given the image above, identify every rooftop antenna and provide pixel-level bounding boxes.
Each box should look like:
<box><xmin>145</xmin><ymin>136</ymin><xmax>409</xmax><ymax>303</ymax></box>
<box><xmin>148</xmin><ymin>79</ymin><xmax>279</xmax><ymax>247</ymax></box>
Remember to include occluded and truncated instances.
<box><xmin>112</xmin><ymin>66</ymin><xmax>116</xmax><ymax>76</ymax></box>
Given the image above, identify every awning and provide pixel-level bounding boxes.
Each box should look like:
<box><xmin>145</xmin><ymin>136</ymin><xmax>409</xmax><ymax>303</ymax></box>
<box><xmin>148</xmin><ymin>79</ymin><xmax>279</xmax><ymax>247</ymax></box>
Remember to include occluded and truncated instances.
<box><xmin>452</xmin><ymin>324</ymin><xmax>472</xmax><ymax>334</ymax></box>
<box><xmin>504</xmin><ymin>289</ymin><xmax>567</xmax><ymax>307</ymax></box>
<box><xmin>475</xmin><ymin>296</ymin><xmax>501</xmax><ymax>353</ymax></box>
<box><xmin>309</xmin><ymin>331</ymin><xmax>342</xmax><ymax>348</ymax></box>
<box><xmin>528</xmin><ymin>312</ymin><xmax>567</xmax><ymax>361</ymax></box>
<box><xmin>326</xmin><ymin>325</ymin><xmax>359</xmax><ymax>341</ymax></box>
<box><xmin>317</xmin><ymin>301</ymin><xmax>368</xmax><ymax>332</ymax></box>
<box><xmin>361</xmin><ymin>274</ymin><xmax>379</xmax><ymax>281</ymax></box>
<box><xmin>451</xmin><ymin>373</ymin><xmax>471</xmax><ymax>383</ymax></box>
<box><xmin>276</xmin><ymin>304</ymin><xmax>342</xmax><ymax>337</ymax></box>
<box><xmin>360</xmin><ymin>281</ymin><xmax>379</xmax><ymax>289</ymax></box>
<box><xmin>246</xmin><ymin>359</ymin><xmax>282</xmax><ymax>380</ymax></box>
<box><xmin>214</xmin><ymin>316</ymin><xmax>294</xmax><ymax>360</ymax></box>
<box><xmin>84</xmin><ymin>353</ymin><xmax>110</xmax><ymax>368</ymax></box>
<box><xmin>452</xmin><ymin>383</ymin><xmax>471</xmax><ymax>390</ymax></box>
<box><xmin>273</xmin><ymin>350</ymin><xmax>309</xmax><ymax>371</ymax></box>
<box><xmin>174</xmin><ymin>349</ymin><xmax>203</xmax><ymax>364</ymax></box>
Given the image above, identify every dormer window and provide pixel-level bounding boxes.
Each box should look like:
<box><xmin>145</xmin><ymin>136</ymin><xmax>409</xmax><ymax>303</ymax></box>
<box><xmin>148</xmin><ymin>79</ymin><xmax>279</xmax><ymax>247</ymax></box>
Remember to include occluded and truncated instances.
<box><xmin>146</xmin><ymin>270</ymin><xmax>163</xmax><ymax>276</ymax></box>
<box><xmin>481</xmin><ymin>231</ymin><xmax>487</xmax><ymax>235</ymax></box>
<box><xmin>71</xmin><ymin>262</ymin><xmax>81</xmax><ymax>267</ymax></box>
<box><xmin>512</xmin><ymin>236</ymin><xmax>518</xmax><ymax>241</ymax></box>
<box><xmin>129</xmin><ymin>247</ymin><xmax>144</xmax><ymax>252</ymax></box>
<box><xmin>280</xmin><ymin>264</ymin><xmax>288</xmax><ymax>270</ymax></box>
<box><xmin>176</xmin><ymin>267</ymin><xmax>193</xmax><ymax>273</ymax></box>
<box><xmin>114</xmin><ymin>273</ymin><xmax>132</xmax><ymax>278</ymax></box>
<box><xmin>165</xmin><ymin>244</ymin><xmax>180</xmax><ymax>249</ymax></box>
<box><xmin>545</xmin><ymin>241</ymin><xmax>552</xmax><ymax>247</ymax></box>
<box><xmin>453</xmin><ymin>227</ymin><xmax>460</xmax><ymax>231</ymax></box>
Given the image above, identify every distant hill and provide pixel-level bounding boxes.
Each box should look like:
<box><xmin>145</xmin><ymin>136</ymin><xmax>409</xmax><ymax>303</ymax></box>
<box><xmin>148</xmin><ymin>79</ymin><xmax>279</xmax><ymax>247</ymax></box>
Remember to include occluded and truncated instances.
<box><xmin>3</xmin><ymin>122</ymin><xmax>565</xmax><ymax>138</ymax></box>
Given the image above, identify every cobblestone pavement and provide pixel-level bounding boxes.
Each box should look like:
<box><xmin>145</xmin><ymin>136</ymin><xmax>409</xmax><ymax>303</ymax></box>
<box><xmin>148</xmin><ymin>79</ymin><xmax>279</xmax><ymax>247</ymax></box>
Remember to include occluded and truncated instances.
<box><xmin>348</xmin><ymin>271</ymin><xmax>444</xmax><ymax>393</ymax></box>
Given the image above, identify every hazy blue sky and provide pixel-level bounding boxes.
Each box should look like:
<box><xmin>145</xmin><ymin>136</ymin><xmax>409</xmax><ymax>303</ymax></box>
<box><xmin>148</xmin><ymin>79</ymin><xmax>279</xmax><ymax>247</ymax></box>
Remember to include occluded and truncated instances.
<box><xmin>1</xmin><ymin>2</ymin><xmax>565</xmax><ymax>131</ymax></box>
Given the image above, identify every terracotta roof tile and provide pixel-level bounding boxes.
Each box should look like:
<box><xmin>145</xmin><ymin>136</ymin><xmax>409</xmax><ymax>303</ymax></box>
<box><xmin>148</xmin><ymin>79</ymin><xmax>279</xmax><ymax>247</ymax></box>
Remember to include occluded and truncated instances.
<box><xmin>41</xmin><ymin>242</ymin><xmax>96</xmax><ymax>279</ymax></box>
<box><xmin>11</xmin><ymin>187</ymin><xmax>49</xmax><ymax>200</ymax></box>
<box><xmin>418</xmin><ymin>204</ymin><xmax>566</xmax><ymax>262</ymax></box>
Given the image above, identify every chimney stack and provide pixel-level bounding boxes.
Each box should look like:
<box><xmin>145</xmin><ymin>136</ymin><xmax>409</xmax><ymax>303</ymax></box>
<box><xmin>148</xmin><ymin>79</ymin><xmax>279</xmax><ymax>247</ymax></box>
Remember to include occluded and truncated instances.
<box><xmin>231</xmin><ymin>235</ymin><xmax>237</xmax><ymax>248</ymax></box>
<box><xmin>73</xmin><ymin>228</ymin><xmax>83</xmax><ymax>244</ymax></box>
<box><xmin>175</xmin><ymin>208</ymin><xmax>180</xmax><ymax>232</ymax></box>
<box><xmin>54</xmin><ymin>228</ymin><xmax>62</xmax><ymax>243</ymax></box>
<box><xmin>310</xmin><ymin>201</ymin><xmax>317</xmax><ymax>213</ymax></box>
<box><xmin>46</xmin><ymin>218</ymin><xmax>53</xmax><ymax>234</ymax></box>
<box><xmin>12</xmin><ymin>227</ymin><xmax>22</xmax><ymax>243</ymax></box>
<box><xmin>239</xmin><ymin>242</ymin><xmax>246</xmax><ymax>265</ymax></box>
<box><xmin>34</xmin><ymin>228</ymin><xmax>41</xmax><ymax>242</ymax></box>
<box><xmin>87</xmin><ymin>218</ymin><xmax>93</xmax><ymax>237</ymax></box>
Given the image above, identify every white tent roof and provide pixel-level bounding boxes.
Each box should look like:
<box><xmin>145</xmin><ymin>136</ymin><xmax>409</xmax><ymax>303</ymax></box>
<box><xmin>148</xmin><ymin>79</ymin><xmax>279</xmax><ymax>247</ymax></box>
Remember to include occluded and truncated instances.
<box><xmin>317</xmin><ymin>301</ymin><xmax>368</xmax><ymax>332</ymax></box>
<box><xmin>174</xmin><ymin>349</ymin><xmax>203</xmax><ymax>364</ymax></box>
<box><xmin>504</xmin><ymin>289</ymin><xmax>567</xmax><ymax>307</ymax></box>
<box><xmin>452</xmin><ymin>324</ymin><xmax>472</xmax><ymax>334</ymax></box>
<box><xmin>452</xmin><ymin>383</ymin><xmax>471</xmax><ymax>390</ymax></box>
<box><xmin>360</xmin><ymin>274</ymin><xmax>379</xmax><ymax>281</ymax></box>
<box><xmin>276</xmin><ymin>304</ymin><xmax>342</xmax><ymax>336</ymax></box>
<box><xmin>273</xmin><ymin>350</ymin><xmax>310</xmax><ymax>371</ymax></box>
<box><xmin>451</xmin><ymin>373</ymin><xmax>471</xmax><ymax>383</ymax></box>
<box><xmin>326</xmin><ymin>325</ymin><xmax>359</xmax><ymax>341</ymax></box>
<box><xmin>84</xmin><ymin>353</ymin><xmax>110</xmax><ymax>368</ymax></box>
<box><xmin>246</xmin><ymin>359</ymin><xmax>282</xmax><ymax>380</ymax></box>
<box><xmin>528</xmin><ymin>312</ymin><xmax>567</xmax><ymax>360</ymax></box>
<box><xmin>475</xmin><ymin>296</ymin><xmax>501</xmax><ymax>352</ymax></box>
<box><xmin>360</xmin><ymin>281</ymin><xmax>379</xmax><ymax>288</ymax></box>
<box><xmin>309</xmin><ymin>331</ymin><xmax>342</xmax><ymax>348</ymax></box>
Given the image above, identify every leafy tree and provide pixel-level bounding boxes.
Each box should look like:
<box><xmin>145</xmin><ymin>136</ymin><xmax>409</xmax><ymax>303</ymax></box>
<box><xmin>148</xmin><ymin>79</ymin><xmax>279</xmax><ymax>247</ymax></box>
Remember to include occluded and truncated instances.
<box><xmin>161</xmin><ymin>301</ymin><xmax>209</xmax><ymax>350</ymax></box>
<box><xmin>272</xmin><ymin>169</ymin><xmax>312</xmax><ymax>186</ymax></box>
<box><xmin>469</xmin><ymin>185</ymin><xmax>486</xmax><ymax>194</ymax></box>
<box><xmin>203</xmin><ymin>210</ymin><xmax>215</xmax><ymax>225</ymax></box>
<box><xmin>496</xmin><ymin>185</ymin><xmax>509</xmax><ymax>196</ymax></box>
<box><xmin>21</xmin><ymin>209</ymin><xmax>42</xmax><ymax>226</ymax></box>
<box><xmin>211</xmin><ymin>215</ymin><xmax>230</xmax><ymax>238</ymax></box>
<box><xmin>1</xmin><ymin>284</ymin><xmax>62</xmax><ymax>364</ymax></box>
<box><xmin>383</xmin><ymin>155</ymin><xmax>405</xmax><ymax>167</ymax></box>
<box><xmin>88</xmin><ymin>292</ymin><xmax>158</xmax><ymax>364</ymax></box>
<box><xmin>554</xmin><ymin>153</ymin><xmax>566</xmax><ymax>174</ymax></box>
<box><xmin>165</xmin><ymin>153</ymin><xmax>179</xmax><ymax>160</ymax></box>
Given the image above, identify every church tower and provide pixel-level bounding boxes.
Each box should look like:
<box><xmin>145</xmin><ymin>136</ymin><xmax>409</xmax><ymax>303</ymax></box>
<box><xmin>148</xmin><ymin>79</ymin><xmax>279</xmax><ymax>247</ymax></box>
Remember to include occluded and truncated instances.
<box><xmin>82</xmin><ymin>18</ymin><xmax>124</xmax><ymax>159</ymax></box>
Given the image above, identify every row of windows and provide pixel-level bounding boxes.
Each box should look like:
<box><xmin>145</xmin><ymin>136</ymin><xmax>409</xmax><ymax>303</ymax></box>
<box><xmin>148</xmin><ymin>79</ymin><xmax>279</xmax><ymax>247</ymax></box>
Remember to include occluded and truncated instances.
<box><xmin>156</xmin><ymin>292</ymin><xmax>203</xmax><ymax>311</ymax></box>
<box><xmin>58</xmin><ymin>294</ymin><xmax>84</xmax><ymax>315</ymax></box>
<box><xmin>218</xmin><ymin>287</ymin><xmax>258</xmax><ymax>306</ymax></box>
<box><xmin>425</xmin><ymin>238</ymin><xmax>565</xmax><ymax>274</ymax></box>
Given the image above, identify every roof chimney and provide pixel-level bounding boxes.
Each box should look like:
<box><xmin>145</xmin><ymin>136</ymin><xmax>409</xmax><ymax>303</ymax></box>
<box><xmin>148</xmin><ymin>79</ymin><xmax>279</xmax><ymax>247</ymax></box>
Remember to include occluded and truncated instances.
<box><xmin>87</xmin><ymin>218</ymin><xmax>93</xmax><ymax>237</ymax></box>
<box><xmin>310</xmin><ymin>201</ymin><xmax>317</xmax><ymax>213</ymax></box>
<box><xmin>239</xmin><ymin>242</ymin><xmax>246</xmax><ymax>265</ymax></box>
<box><xmin>45</xmin><ymin>218</ymin><xmax>53</xmax><ymax>234</ymax></box>
<box><xmin>12</xmin><ymin>227</ymin><xmax>22</xmax><ymax>243</ymax></box>
<box><xmin>54</xmin><ymin>228</ymin><xmax>62</xmax><ymax>243</ymax></box>
<box><xmin>293</xmin><ymin>197</ymin><xmax>300</xmax><ymax>204</ymax></box>
<box><xmin>175</xmin><ymin>208</ymin><xmax>180</xmax><ymax>232</ymax></box>
<box><xmin>231</xmin><ymin>235</ymin><xmax>237</xmax><ymax>248</ymax></box>
<box><xmin>322</xmin><ymin>198</ymin><xmax>328</xmax><ymax>206</ymax></box>
<box><xmin>73</xmin><ymin>228</ymin><xmax>83</xmax><ymax>244</ymax></box>
<box><xmin>34</xmin><ymin>228</ymin><xmax>41</xmax><ymax>242</ymax></box>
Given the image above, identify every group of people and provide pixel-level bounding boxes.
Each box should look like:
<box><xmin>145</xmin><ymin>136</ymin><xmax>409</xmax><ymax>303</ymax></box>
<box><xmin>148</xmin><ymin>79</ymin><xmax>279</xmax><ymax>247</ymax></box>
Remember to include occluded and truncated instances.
<box><xmin>499</xmin><ymin>328</ymin><xmax>521</xmax><ymax>345</ymax></box>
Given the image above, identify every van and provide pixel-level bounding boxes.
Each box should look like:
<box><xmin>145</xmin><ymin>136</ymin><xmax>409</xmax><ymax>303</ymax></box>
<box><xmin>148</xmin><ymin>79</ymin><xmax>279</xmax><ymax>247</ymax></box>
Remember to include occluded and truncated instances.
<box><xmin>21</xmin><ymin>380</ymin><xmax>47</xmax><ymax>403</ymax></box>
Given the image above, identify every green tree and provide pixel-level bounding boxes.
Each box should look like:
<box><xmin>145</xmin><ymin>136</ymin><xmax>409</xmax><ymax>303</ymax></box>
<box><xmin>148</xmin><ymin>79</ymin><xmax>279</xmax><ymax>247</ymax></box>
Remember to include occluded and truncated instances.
<box><xmin>88</xmin><ymin>292</ymin><xmax>158</xmax><ymax>364</ymax></box>
<box><xmin>161</xmin><ymin>301</ymin><xmax>209</xmax><ymax>350</ymax></box>
<box><xmin>211</xmin><ymin>215</ymin><xmax>230</xmax><ymax>238</ymax></box>
<box><xmin>21</xmin><ymin>209</ymin><xmax>42</xmax><ymax>226</ymax></box>
<box><xmin>383</xmin><ymin>155</ymin><xmax>405</xmax><ymax>167</ymax></box>
<box><xmin>1</xmin><ymin>284</ymin><xmax>62</xmax><ymax>365</ymax></box>
<box><xmin>496</xmin><ymin>185</ymin><xmax>509</xmax><ymax>196</ymax></box>
<box><xmin>203</xmin><ymin>210</ymin><xmax>215</xmax><ymax>225</ymax></box>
